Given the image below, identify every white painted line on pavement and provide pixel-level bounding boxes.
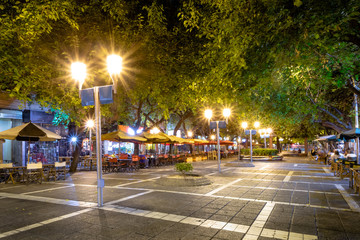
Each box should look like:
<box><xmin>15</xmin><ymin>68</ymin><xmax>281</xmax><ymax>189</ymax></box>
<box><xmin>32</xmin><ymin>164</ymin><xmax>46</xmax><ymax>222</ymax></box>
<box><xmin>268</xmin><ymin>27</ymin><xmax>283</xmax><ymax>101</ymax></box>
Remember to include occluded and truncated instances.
<box><xmin>206</xmin><ymin>168</ymin><xmax>232</xmax><ymax>176</ymax></box>
<box><xmin>0</xmin><ymin>208</ymin><xmax>93</xmax><ymax>239</ymax></box>
<box><xmin>105</xmin><ymin>190</ymin><xmax>153</xmax><ymax>205</ymax></box>
<box><xmin>335</xmin><ymin>184</ymin><xmax>360</xmax><ymax>212</ymax></box>
<box><xmin>283</xmin><ymin>171</ymin><xmax>294</xmax><ymax>182</ymax></box>
<box><xmin>23</xmin><ymin>185</ymin><xmax>75</xmax><ymax>195</ymax></box>
<box><xmin>115</xmin><ymin>176</ymin><xmax>161</xmax><ymax>187</ymax></box>
<box><xmin>243</xmin><ymin>202</ymin><xmax>275</xmax><ymax>239</ymax></box>
<box><xmin>260</xmin><ymin>165</ymin><xmax>269</xmax><ymax>170</ymax></box>
<box><xmin>102</xmin><ymin>204</ymin><xmax>318</xmax><ymax>240</ymax></box>
<box><xmin>205</xmin><ymin>178</ymin><xmax>242</xmax><ymax>196</ymax></box>
<box><xmin>0</xmin><ymin>192</ymin><xmax>97</xmax><ymax>207</ymax></box>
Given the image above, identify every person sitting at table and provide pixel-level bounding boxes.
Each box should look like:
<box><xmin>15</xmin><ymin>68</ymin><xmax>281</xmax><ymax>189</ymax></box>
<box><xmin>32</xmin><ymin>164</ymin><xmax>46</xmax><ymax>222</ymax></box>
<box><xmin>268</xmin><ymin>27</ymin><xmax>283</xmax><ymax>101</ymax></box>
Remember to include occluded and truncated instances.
<box><xmin>329</xmin><ymin>150</ymin><xmax>340</xmax><ymax>164</ymax></box>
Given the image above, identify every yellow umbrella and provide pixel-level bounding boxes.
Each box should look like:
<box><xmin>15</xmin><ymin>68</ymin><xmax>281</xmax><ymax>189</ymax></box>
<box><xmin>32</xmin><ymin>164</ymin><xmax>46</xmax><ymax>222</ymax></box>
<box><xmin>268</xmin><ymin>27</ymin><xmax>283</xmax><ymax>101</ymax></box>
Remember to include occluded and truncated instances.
<box><xmin>98</xmin><ymin>130</ymin><xmax>147</xmax><ymax>142</ymax></box>
<box><xmin>158</xmin><ymin>132</ymin><xmax>187</xmax><ymax>144</ymax></box>
<box><xmin>0</xmin><ymin>122</ymin><xmax>61</xmax><ymax>163</ymax></box>
<box><xmin>137</xmin><ymin>132</ymin><xmax>168</xmax><ymax>143</ymax></box>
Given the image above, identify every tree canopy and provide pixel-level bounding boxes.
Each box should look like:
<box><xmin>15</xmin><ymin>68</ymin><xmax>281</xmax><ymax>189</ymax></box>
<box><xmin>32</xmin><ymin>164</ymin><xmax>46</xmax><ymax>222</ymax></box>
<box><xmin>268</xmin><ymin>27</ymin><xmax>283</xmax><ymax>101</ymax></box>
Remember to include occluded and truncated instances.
<box><xmin>1</xmin><ymin>0</ymin><xmax>359</xmax><ymax>141</ymax></box>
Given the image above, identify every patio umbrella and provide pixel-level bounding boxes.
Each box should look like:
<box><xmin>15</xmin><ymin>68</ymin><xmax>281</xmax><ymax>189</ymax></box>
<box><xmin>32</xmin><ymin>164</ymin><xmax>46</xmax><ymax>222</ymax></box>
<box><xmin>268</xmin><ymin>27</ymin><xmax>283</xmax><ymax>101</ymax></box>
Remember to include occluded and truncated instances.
<box><xmin>0</xmin><ymin>122</ymin><xmax>61</xmax><ymax>163</ymax></box>
<box><xmin>137</xmin><ymin>132</ymin><xmax>168</xmax><ymax>143</ymax></box>
<box><xmin>337</xmin><ymin>128</ymin><xmax>360</xmax><ymax>140</ymax></box>
<box><xmin>100</xmin><ymin>130</ymin><xmax>147</xmax><ymax>142</ymax></box>
<box><xmin>314</xmin><ymin>135</ymin><xmax>338</xmax><ymax>142</ymax></box>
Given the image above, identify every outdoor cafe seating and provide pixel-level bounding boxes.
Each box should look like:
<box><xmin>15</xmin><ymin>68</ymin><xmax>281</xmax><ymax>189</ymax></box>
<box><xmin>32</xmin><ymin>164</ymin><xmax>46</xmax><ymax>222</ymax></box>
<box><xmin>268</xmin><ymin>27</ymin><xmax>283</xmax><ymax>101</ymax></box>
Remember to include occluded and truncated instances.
<box><xmin>26</xmin><ymin>162</ymin><xmax>43</xmax><ymax>184</ymax></box>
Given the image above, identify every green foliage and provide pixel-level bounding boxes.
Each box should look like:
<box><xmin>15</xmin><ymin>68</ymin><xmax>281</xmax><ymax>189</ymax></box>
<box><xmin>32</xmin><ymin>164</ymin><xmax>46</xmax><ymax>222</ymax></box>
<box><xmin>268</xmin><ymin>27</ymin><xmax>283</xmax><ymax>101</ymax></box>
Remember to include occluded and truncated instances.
<box><xmin>175</xmin><ymin>162</ymin><xmax>193</xmax><ymax>175</ymax></box>
<box><xmin>241</xmin><ymin>148</ymin><xmax>279</xmax><ymax>156</ymax></box>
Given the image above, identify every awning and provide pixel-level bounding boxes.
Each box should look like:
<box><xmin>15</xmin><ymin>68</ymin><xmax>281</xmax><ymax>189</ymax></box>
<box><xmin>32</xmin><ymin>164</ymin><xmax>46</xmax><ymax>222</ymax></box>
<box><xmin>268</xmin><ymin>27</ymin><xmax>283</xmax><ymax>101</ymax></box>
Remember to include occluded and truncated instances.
<box><xmin>314</xmin><ymin>135</ymin><xmax>337</xmax><ymax>142</ymax></box>
<box><xmin>337</xmin><ymin>128</ymin><xmax>360</xmax><ymax>140</ymax></box>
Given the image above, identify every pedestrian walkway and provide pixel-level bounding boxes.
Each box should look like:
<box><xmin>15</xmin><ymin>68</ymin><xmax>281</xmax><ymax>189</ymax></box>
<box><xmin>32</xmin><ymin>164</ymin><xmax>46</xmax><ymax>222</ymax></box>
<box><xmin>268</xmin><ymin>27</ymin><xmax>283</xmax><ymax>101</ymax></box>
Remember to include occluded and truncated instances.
<box><xmin>0</xmin><ymin>156</ymin><xmax>359</xmax><ymax>239</ymax></box>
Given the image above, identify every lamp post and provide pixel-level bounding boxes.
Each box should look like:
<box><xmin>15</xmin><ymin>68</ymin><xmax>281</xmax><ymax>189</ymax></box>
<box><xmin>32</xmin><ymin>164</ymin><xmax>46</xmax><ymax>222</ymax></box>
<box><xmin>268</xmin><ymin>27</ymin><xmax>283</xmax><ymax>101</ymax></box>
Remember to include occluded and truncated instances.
<box><xmin>242</xmin><ymin>121</ymin><xmax>260</xmax><ymax>163</ymax></box>
<box><xmin>205</xmin><ymin>108</ymin><xmax>231</xmax><ymax>172</ymax></box>
<box><xmin>260</xmin><ymin>128</ymin><xmax>272</xmax><ymax>148</ymax></box>
<box><xmin>70</xmin><ymin>137</ymin><xmax>77</xmax><ymax>155</ymax></box>
<box><xmin>239</xmin><ymin>122</ymin><xmax>248</xmax><ymax>161</ymax></box>
<box><xmin>86</xmin><ymin>119</ymin><xmax>95</xmax><ymax>157</ymax></box>
<box><xmin>71</xmin><ymin>54</ymin><xmax>122</xmax><ymax>207</ymax></box>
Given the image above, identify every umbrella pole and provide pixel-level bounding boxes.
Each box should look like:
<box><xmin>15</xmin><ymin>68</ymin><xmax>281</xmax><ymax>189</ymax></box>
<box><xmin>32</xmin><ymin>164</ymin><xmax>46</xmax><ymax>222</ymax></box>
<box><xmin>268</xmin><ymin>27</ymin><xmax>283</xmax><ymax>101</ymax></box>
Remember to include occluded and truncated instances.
<box><xmin>28</xmin><ymin>139</ymin><xmax>30</xmax><ymax>164</ymax></box>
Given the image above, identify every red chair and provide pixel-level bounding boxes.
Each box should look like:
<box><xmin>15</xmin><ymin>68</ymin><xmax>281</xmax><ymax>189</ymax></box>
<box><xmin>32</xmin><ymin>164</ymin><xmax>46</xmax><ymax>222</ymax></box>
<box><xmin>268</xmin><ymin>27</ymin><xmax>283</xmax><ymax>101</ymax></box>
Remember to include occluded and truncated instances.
<box><xmin>108</xmin><ymin>158</ymin><xmax>119</xmax><ymax>172</ymax></box>
<box><xmin>130</xmin><ymin>155</ymin><xmax>140</xmax><ymax>171</ymax></box>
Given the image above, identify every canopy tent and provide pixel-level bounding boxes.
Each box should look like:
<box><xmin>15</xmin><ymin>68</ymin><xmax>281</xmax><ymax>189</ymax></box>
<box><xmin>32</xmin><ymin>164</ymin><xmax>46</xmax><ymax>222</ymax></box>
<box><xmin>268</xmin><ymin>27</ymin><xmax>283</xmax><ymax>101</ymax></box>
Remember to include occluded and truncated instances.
<box><xmin>314</xmin><ymin>135</ymin><xmax>338</xmax><ymax>142</ymax></box>
<box><xmin>0</xmin><ymin>122</ymin><xmax>61</xmax><ymax>163</ymax></box>
<box><xmin>183</xmin><ymin>139</ymin><xmax>209</xmax><ymax>145</ymax></box>
<box><xmin>137</xmin><ymin>132</ymin><xmax>168</xmax><ymax>143</ymax></box>
<box><xmin>0</xmin><ymin>122</ymin><xmax>61</xmax><ymax>141</ymax></box>
<box><xmin>157</xmin><ymin>132</ymin><xmax>187</xmax><ymax>144</ymax></box>
<box><xmin>205</xmin><ymin>140</ymin><xmax>234</xmax><ymax>146</ymax></box>
<box><xmin>337</xmin><ymin>128</ymin><xmax>360</xmax><ymax>140</ymax></box>
<box><xmin>100</xmin><ymin>130</ymin><xmax>147</xmax><ymax>142</ymax></box>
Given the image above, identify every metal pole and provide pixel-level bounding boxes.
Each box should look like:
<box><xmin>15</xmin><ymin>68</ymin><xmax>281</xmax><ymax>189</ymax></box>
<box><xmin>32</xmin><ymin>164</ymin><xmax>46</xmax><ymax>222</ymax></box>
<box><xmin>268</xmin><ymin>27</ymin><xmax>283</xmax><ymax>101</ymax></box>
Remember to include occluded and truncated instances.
<box><xmin>355</xmin><ymin>93</ymin><xmax>359</xmax><ymax>164</ymax></box>
<box><xmin>264</xmin><ymin>137</ymin><xmax>267</xmax><ymax>148</ymax></box>
<box><xmin>89</xmin><ymin>128</ymin><xmax>92</xmax><ymax>158</ymax></box>
<box><xmin>238</xmin><ymin>136</ymin><xmax>241</xmax><ymax>161</ymax></box>
<box><xmin>250</xmin><ymin>130</ymin><xmax>253</xmax><ymax>163</ymax></box>
<box><xmin>216</xmin><ymin>121</ymin><xmax>221</xmax><ymax>172</ymax></box>
<box><xmin>94</xmin><ymin>87</ymin><xmax>104</xmax><ymax>207</ymax></box>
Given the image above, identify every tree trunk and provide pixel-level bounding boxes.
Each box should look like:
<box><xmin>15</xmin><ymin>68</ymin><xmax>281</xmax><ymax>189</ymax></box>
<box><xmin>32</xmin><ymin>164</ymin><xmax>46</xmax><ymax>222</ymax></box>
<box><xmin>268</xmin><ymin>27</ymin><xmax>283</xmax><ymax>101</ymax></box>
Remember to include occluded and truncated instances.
<box><xmin>134</xmin><ymin>143</ymin><xmax>140</xmax><ymax>155</ymax></box>
<box><xmin>304</xmin><ymin>137</ymin><xmax>308</xmax><ymax>155</ymax></box>
<box><xmin>70</xmin><ymin>140</ymin><xmax>82</xmax><ymax>173</ymax></box>
<box><xmin>276</xmin><ymin>137</ymin><xmax>281</xmax><ymax>152</ymax></box>
<box><xmin>269</xmin><ymin>137</ymin><xmax>273</xmax><ymax>149</ymax></box>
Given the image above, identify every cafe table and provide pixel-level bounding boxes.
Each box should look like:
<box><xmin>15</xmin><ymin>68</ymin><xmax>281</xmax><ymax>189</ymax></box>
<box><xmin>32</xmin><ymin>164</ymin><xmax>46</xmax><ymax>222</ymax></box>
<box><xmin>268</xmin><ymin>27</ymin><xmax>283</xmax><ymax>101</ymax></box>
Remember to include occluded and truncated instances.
<box><xmin>1</xmin><ymin>166</ymin><xmax>26</xmax><ymax>184</ymax></box>
<box><xmin>349</xmin><ymin>166</ymin><xmax>360</xmax><ymax>188</ymax></box>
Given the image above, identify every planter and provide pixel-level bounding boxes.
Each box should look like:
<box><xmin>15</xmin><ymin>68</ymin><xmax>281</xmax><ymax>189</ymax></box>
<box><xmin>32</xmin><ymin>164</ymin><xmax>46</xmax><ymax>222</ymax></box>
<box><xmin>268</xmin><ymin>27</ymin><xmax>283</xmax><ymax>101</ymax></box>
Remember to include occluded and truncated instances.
<box><xmin>156</xmin><ymin>173</ymin><xmax>212</xmax><ymax>187</ymax></box>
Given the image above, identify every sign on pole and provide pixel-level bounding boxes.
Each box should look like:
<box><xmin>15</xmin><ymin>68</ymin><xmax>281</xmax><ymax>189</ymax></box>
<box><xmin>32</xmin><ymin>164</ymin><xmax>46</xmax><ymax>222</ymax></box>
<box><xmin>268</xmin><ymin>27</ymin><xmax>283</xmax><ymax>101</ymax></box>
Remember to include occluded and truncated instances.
<box><xmin>245</xmin><ymin>130</ymin><xmax>257</xmax><ymax>135</ymax></box>
<box><xmin>210</xmin><ymin>121</ymin><xmax>226</xmax><ymax>129</ymax></box>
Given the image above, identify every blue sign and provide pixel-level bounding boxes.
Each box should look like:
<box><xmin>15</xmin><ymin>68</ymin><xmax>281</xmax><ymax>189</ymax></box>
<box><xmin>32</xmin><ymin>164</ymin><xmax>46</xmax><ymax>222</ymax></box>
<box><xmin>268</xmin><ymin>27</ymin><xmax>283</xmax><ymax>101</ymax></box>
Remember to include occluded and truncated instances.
<box><xmin>80</xmin><ymin>85</ymin><xmax>114</xmax><ymax>106</ymax></box>
<box><xmin>210</xmin><ymin>121</ymin><xmax>227</xmax><ymax>129</ymax></box>
<box><xmin>245</xmin><ymin>130</ymin><xmax>257</xmax><ymax>135</ymax></box>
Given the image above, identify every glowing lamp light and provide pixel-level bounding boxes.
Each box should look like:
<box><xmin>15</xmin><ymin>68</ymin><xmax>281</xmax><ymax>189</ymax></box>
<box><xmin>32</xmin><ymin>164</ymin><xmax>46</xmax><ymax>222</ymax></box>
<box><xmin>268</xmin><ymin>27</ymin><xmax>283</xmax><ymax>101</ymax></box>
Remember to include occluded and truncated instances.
<box><xmin>127</xmin><ymin>128</ymin><xmax>135</xmax><ymax>136</ymax></box>
<box><xmin>205</xmin><ymin>109</ymin><xmax>213</xmax><ymax>120</ymax></box>
<box><xmin>254</xmin><ymin>121</ymin><xmax>260</xmax><ymax>128</ymax></box>
<box><xmin>267</xmin><ymin>128</ymin><xmax>272</xmax><ymax>134</ymax></box>
<box><xmin>86</xmin><ymin>119</ymin><xmax>95</xmax><ymax>129</ymax></box>
<box><xmin>223</xmin><ymin>108</ymin><xmax>231</xmax><ymax>118</ymax></box>
<box><xmin>71</xmin><ymin>137</ymin><xmax>77</xmax><ymax>143</ymax></box>
<box><xmin>241</xmin><ymin>122</ymin><xmax>248</xmax><ymax>129</ymax></box>
<box><xmin>211</xmin><ymin>135</ymin><xmax>216</xmax><ymax>140</ymax></box>
<box><xmin>150</xmin><ymin>127</ymin><xmax>160</xmax><ymax>134</ymax></box>
<box><xmin>71</xmin><ymin>62</ymin><xmax>86</xmax><ymax>89</ymax></box>
<box><xmin>107</xmin><ymin>54</ymin><xmax>122</xmax><ymax>75</ymax></box>
<box><xmin>188</xmin><ymin>131</ymin><xmax>193</xmax><ymax>138</ymax></box>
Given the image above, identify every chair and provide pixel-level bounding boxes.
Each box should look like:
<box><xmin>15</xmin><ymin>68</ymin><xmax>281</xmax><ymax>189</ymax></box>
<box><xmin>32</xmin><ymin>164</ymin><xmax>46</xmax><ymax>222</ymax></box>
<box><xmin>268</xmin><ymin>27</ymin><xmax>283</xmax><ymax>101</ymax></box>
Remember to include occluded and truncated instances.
<box><xmin>26</xmin><ymin>162</ymin><xmax>43</xmax><ymax>184</ymax></box>
<box><xmin>55</xmin><ymin>162</ymin><xmax>67</xmax><ymax>180</ymax></box>
<box><xmin>354</xmin><ymin>170</ymin><xmax>360</xmax><ymax>193</ymax></box>
<box><xmin>139</xmin><ymin>155</ymin><xmax>147</xmax><ymax>168</ymax></box>
<box><xmin>0</xmin><ymin>163</ymin><xmax>14</xmax><ymax>184</ymax></box>
<box><xmin>340</xmin><ymin>161</ymin><xmax>351</xmax><ymax>179</ymax></box>
<box><xmin>108</xmin><ymin>158</ymin><xmax>119</xmax><ymax>172</ymax></box>
<box><xmin>102</xmin><ymin>157</ymin><xmax>109</xmax><ymax>173</ymax></box>
<box><xmin>130</xmin><ymin>155</ymin><xmax>140</xmax><ymax>171</ymax></box>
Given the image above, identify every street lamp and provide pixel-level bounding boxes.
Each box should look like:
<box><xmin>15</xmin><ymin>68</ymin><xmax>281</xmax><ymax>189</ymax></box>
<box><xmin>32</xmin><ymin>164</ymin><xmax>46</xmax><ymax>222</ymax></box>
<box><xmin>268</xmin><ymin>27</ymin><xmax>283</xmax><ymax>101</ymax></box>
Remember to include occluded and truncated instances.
<box><xmin>242</xmin><ymin>121</ymin><xmax>260</xmax><ymax>163</ymax></box>
<box><xmin>260</xmin><ymin>128</ymin><xmax>272</xmax><ymax>148</ymax></box>
<box><xmin>71</xmin><ymin>54</ymin><xmax>122</xmax><ymax>207</ymax></box>
<box><xmin>238</xmin><ymin>122</ymin><xmax>248</xmax><ymax>161</ymax></box>
<box><xmin>205</xmin><ymin>108</ymin><xmax>231</xmax><ymax>172</ymax></box>
<box><xmin>86</xmin><ymin>119</ymin><xmax>95</xmax><ymax>157</ymax></box>
<box><xmin>187</xmin><ymin>131</ymin><xmax>193</xmax><ymax>138</ymax></box>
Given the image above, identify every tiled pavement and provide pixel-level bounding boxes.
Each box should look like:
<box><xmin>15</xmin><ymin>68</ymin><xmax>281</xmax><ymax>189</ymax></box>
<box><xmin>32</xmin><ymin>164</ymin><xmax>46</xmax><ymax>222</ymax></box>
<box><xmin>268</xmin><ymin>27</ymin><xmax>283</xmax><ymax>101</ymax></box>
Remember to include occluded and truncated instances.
<box><xmin>0</xmin><ymin>156</ymin><xmax>360</xmax><ymax>239</ymax></box>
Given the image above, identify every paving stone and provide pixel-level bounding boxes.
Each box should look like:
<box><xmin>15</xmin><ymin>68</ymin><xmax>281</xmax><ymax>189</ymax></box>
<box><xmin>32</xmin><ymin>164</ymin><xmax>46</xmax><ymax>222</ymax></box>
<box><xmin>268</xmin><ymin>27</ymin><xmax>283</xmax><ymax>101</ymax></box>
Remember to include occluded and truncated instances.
<box><xmin>213</xmin><ymin>230</ymin><xmax>245</xmax><ymax>239</ymax></box>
